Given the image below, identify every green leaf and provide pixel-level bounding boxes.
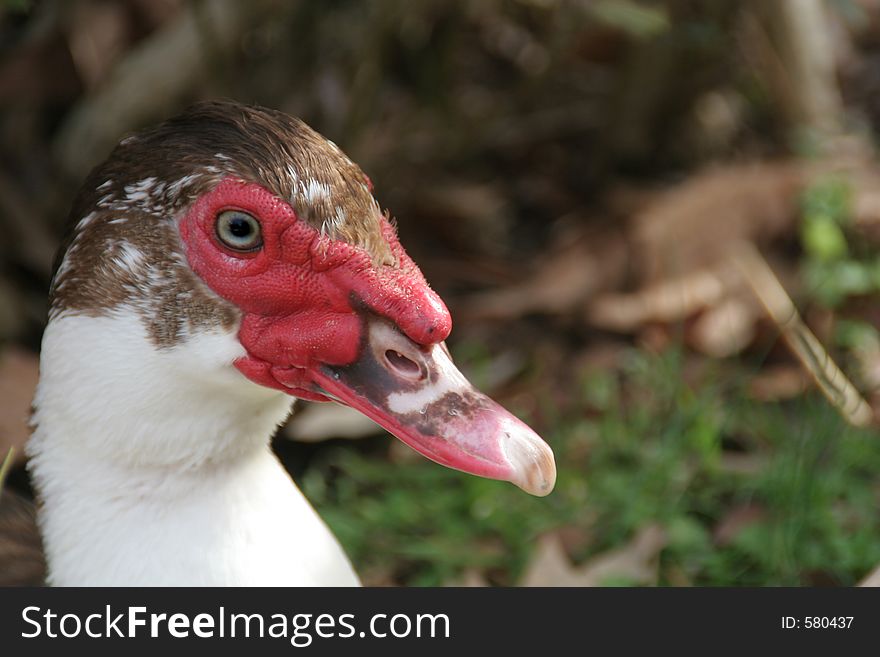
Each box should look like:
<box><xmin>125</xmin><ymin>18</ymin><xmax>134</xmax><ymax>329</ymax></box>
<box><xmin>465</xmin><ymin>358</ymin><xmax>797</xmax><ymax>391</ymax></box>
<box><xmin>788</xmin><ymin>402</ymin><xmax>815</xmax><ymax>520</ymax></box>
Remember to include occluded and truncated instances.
<box><xmin>588</xmin><ymin>0</ymin><xmax>670</xmax><ymax>39</ymax></box>
<box><xmin>802</xmin><ymin>215</ymin><xmax>848</xmax><ymax>261</ymax></box>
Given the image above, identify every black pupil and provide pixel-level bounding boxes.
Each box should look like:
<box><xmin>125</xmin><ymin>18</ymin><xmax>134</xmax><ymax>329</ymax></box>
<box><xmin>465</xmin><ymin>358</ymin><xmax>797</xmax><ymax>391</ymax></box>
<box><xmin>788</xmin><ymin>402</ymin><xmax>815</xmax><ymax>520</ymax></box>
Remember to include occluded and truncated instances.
<box><xmin>228</xmin><ymin>216</ymin><xmax>252</xmax><ymax>238</ymax></box>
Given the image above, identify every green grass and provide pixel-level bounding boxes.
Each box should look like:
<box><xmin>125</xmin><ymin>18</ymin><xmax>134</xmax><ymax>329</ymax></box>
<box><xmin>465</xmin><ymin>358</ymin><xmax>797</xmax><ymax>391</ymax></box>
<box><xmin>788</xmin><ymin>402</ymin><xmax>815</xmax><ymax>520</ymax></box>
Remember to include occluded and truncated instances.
<box><xmin>302</xmin><ymin>347</ymin><xmax>880</xmax><ymax>586</ymax></box>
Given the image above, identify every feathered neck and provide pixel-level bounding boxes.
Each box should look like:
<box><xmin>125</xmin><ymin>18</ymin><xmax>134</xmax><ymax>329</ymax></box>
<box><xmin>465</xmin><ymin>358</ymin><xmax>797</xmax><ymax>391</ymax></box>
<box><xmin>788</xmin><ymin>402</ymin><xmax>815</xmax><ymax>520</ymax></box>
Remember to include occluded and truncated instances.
<box><xmin>27</xmin><ymin>310</ymin><xmax>359</xmax><ymax>586</ymax></box>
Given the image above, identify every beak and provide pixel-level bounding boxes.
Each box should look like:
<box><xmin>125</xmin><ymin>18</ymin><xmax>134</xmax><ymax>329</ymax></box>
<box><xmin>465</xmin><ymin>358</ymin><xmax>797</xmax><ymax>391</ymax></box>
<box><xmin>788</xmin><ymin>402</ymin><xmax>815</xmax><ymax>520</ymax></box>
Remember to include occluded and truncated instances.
<box><xmin>308</xmin><ymin>318</ymin><xmax>556</xmax><ymax>496</ymax></box>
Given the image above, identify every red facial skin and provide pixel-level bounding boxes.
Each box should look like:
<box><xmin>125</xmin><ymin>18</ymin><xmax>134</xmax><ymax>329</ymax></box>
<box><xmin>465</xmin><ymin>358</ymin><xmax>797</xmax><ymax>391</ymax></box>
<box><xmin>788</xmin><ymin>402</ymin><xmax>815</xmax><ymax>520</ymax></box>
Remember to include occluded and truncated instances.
<box><xmin>178</xmin><ymin>177</ymin><xmax>451</xmax><ymax>400</ymax></box>
<box><xmin>178</xmin><ymin>176</ymin><xmax>557</xmax><ymax>496</ymax></box>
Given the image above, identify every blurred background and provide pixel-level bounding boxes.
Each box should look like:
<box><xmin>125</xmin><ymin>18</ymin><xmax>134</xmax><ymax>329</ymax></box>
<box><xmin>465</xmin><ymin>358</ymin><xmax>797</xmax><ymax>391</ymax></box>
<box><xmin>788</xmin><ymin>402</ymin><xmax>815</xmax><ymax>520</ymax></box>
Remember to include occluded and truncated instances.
<box><xmin>2</xmin><ymin>0</ymin><xmax>880</xmax><ymax>586</ymax></box>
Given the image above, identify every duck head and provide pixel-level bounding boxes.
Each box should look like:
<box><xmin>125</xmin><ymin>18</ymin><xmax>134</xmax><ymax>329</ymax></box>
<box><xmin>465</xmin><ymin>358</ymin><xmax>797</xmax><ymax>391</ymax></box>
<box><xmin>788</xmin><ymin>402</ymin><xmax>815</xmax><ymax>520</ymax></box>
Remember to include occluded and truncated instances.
<box><xmin>50</xmin><ymin>100</ymin><xmax>556</xmax><ymax>496</ymax></box>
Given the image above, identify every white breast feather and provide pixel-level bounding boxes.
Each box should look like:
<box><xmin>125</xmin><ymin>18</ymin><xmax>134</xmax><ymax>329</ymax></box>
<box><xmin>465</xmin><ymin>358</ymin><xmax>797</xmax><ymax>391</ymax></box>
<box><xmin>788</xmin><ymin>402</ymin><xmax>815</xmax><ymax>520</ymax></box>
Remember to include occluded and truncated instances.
<box><xmin>28</xmin><ymin>311</ymin><xmax>359</xmax><ymax>586</ymax></box>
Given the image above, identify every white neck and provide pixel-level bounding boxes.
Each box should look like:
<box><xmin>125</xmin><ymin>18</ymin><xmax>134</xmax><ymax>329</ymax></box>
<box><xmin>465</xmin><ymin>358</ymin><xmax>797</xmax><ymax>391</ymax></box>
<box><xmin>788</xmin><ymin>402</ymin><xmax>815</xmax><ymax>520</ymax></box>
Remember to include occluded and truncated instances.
<box><xmin>27</xmin><ymin>311</ymin><xmax>359</xmax><ymax>586</ymax></box>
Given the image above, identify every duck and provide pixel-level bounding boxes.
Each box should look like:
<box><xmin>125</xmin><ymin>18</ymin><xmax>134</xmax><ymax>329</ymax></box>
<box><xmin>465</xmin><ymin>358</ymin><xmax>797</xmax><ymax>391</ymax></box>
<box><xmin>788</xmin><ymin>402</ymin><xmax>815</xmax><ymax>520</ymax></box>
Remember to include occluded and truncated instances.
<box><xmin>13</xmin><ymin>100</ymin><xmax>555</xmax><ymax>586</ymax></box>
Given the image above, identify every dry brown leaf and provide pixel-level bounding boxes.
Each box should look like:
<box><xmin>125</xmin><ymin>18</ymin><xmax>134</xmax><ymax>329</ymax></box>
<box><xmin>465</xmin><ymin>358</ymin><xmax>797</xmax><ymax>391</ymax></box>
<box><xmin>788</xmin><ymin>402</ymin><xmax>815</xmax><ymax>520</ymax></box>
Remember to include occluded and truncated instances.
<box><xmin>462</xmin><ymin>227</ymin><xmax>627</xmax><ymax>321</ymax></box>
<box><xmin>719</xmin><ymin>452</ymin><xmax>768</xmax><ymax>476</ymax></box>
<box><xmin>632</xmin><ymin>162</ymin><xmax>804</xmax><ymax>283</ymax></box>
<box><xmin>688</xmin><ymin>295</ymin><xmax>760</xmax><ymax>358</ymax></box>
<box><xmin>0</xmin><ymin>348</ymin><xmax>39</xmax><ymax>466</ymax></box>
<box><xmin>713</xmin><ymin>504</ymin><xmax>767</xmax><ymax>547</ymax></box>
<box><xmin>636</xmin><ymin>324</ymin><xmax>674</xmax><ymax>353</ymax></box>
<box><xmin>854</xmin><ymin>348</ymin><xmax>880</xmax><ymax>394</ymax></box>
<box><xmin>357</xmin><ymin>565</ymin><xmax>397</xmax><ymax>587</ymax></box>
<box><xmin>520</xmin><ymin>525</ymin><xmax>667</xmax><ymax>587</ymax></box>
<box><xmin>444</xmin><ymin>569</ymin><xmax>490</xmax><ymax>587</ymax></box>
<box><xmin>588</xmin><ymin>162</ymin><xmax>808</xmax><ymax>341</ymax></box>
<box><xmin>749</xmin><ymin>365</ymin><xmax>809</xmax><ymax>401</ymax></box>
<box><xmin>574</xmin><ymin>340</ymin><xmax>628</xmax><ymax>372</ymax></box>
<box><xmin>283</xmin><ymin>401</ymin><xmax>382</xmax><ymax>443</ymax></box>
<box><xmin>588</xmin><ymin>265</ymin><xmax>739</xmax><ymax>331</ymax></box>
<box><xmin>519</xmin><ymin>533</ymin><xmax>578</xmax><ymax>587</ymax></box>
<box><xmin>859</xmin><ymin>563</ymin><xmax>880</xmax><ymax>587</ymax></box>
<box><xmin>553</xmin><ymin>525</ymin><xmax>593</xmax><ymax>556</ymax></box>
<box><xmin>664</xmin><ymin>564</ymin><xmax>693</xmax><ymax>587</ymax></box>
<box><xmin>852</xmin><ymin>172</ymin><xmax>880</xmax><ymax>244</ymax></box>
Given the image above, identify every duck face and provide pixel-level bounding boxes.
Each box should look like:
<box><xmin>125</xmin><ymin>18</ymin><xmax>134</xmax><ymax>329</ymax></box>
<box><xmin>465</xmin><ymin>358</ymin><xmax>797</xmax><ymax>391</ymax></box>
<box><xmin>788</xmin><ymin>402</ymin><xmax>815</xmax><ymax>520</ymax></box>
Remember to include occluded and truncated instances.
<box><xmin>52</xmin><ymin>101</ymin><xmax>555</xmax><ymax>495</ymax></box>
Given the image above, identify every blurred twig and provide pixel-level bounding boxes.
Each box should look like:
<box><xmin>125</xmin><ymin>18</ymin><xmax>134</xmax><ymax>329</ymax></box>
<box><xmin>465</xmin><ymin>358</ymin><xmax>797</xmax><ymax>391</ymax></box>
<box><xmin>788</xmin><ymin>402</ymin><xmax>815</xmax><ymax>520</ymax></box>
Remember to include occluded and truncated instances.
<box><xmin>732</xmin><ymin>241</ymin><xmax>873</xmax><ymax>428</ymax></box>
<box><xmin>747</xmin><ymin>0</ymin><xmax>845</xmax><ymax>140</ymax></box>
<box><xmin>0</xmin><ymin>448</ymin><xmax>14</xmax><ymax>499</ymax></box>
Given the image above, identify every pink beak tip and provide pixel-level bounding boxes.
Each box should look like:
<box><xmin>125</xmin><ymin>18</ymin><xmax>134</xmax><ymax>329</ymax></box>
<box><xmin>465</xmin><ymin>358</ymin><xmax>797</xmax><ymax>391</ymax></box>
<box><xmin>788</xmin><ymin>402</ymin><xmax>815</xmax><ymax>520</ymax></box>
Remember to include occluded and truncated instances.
<box><xmin>500</xmin><ymin>420</ymin><xmax>557</xmax><ymax>496</ymax></box>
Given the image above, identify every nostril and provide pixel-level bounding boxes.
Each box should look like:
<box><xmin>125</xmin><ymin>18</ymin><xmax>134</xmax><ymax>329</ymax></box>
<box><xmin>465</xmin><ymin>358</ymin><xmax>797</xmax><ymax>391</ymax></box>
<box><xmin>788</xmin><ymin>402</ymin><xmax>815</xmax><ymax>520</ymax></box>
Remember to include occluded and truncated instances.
<box><xmin>384</xmin><ymin>349</ymin><xmax>423</xmax><ymax>380</ymax></box>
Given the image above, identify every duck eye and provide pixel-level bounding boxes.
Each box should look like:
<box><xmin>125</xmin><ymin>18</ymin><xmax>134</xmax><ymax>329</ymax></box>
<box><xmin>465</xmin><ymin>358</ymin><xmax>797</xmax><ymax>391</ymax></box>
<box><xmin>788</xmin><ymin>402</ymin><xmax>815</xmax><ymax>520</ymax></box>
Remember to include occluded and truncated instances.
<box><xmin>216</xmin><ymin>210</ymin><xmax>262</xmax><ymax>251</ymax></box>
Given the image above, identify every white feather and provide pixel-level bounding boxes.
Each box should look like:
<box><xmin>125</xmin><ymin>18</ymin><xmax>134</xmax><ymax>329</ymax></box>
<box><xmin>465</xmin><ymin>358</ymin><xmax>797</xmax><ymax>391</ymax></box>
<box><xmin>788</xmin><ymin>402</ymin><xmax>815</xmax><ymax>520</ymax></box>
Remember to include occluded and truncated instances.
<box><xmin>300</xmin><ymin>179</ymin><xmax>331</xmax><ymax>204</ymax></box>
<box><xmin>28</xmin><ymin>311</ymin><xmax>359</xmax><ymax>586</ymax></box>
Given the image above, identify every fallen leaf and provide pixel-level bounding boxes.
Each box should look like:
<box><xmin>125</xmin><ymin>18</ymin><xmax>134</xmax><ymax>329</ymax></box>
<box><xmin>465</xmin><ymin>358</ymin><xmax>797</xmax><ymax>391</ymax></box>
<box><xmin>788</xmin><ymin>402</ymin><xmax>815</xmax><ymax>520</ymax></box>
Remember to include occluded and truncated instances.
<box><xmin>554</xmin><ymin>525</ymin><xmax>593</xmax><ymax>556</ymax></box>
<box><xmin>713</xmin><ymin>504</ymin><xmax>766</xmax><ymax>547</ymax></box>
<box><xmin>359</xmin><ymin>566</ymin><xmax>397</xmax><ymax>587</ymax></box>
<box><xmin>462</xmin><ymin>226</ymin><xmax>627</xmax><ymax>321</ymax></box>
<box><xmin>574</xmin><ymin>340</ymin><xmax>628</xmax><ymax>372</ymax></box>
<box><xmin>749</xmin><ymin>365</ymin><xmax>809</xmax><ymax>401</ymax></box>
<box><xmin>719</xmin><ymin>452</ymin><xmax>769</xmax><ymax>476</ymax></box>
<box><xmin>520</xmin><ymin>524</ymin><xmax>667</xmax><ymax>587</ymax></box>
<box><xmin>632</xmin><ymin>162</ymin><xmax>803</xmax><ymax>283</ymax></box>
<box><xmin>588</xmin><ymin>265</ymin><xmax>739</xmax><ymax>331</ymax></box>
<box><xmin>664</xmin><ymin>564</ymin><xmax>693</xmax><ymax>587</ymax></box>
<box><xmin>848</xmin><ymin>165</ymin><xmax>880</xmax><ymax>245</ymax></box>
<box><xmin>859</xmin><ymin>563</ymin><xmax>880</xmax><ymax>587</ymax></box>
<box><xmin>444</xmin><ymin>569</ymin><xmax>490</xmax><ymax>587</ymax></box>
<box><xmin>688</xmin><ymin>296</ymin><xmax>759</xmax><ymax>358</ymax></box>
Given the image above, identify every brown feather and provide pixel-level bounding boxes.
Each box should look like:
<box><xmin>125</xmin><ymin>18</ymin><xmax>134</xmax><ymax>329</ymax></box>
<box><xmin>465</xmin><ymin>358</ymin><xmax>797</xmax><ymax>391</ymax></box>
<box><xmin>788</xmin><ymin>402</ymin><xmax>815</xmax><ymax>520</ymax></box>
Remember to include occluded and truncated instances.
<box><xmin>51</xmin><ymin>100</ymin><xmax>392</xmax><ymax>346</ymax></box>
